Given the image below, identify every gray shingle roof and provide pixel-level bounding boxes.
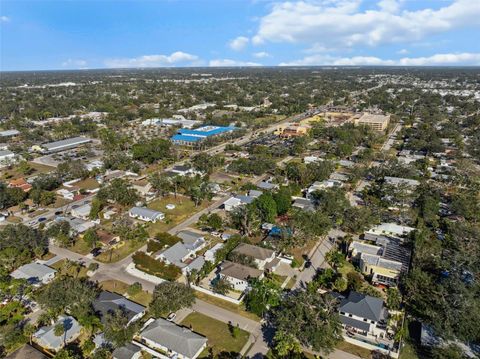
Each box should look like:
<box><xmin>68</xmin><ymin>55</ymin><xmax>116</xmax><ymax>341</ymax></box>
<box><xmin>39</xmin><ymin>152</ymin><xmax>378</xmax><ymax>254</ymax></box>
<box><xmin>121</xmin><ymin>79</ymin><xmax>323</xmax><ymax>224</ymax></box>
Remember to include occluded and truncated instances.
<box><xmin>42</xmin><ymin>136</ymin><xmax>91</xmax><ymax>151</ymax></box>
<box><xmin>33</xmin><ymin>316</ymin><xmax>81</xmax><ymax>350</ymax></box>
<box><xmin>159</xmin><ymin>242</ymin><xmax>190</xmax><ymax>267</ymax></box>
<box><xmin>112</xmin><ymin>343</ymin><xmax>142</xmax><ymax>359</ymax></box>
<box><xmin>220</xmin><ymin>261</ymin><xmax>263</xmax><ymax>281</ymax></box>
<box><xmin>233</xmin><ymin>243</ymin><xmax>274</xmax><ymax>261</ymax></box>
<box><xmin>129</xmin><ymin>207</ymin><xmax>164</xmax><ymax>221</ymax></box>
<box><xmin>93</xmin><ymin>291</ymin><xmax>145</xmax><ymax>323</ymax></box>
<box><xmin>10</xmin><ymin>263</ymin><xmax>56</xmax><ymax>283</ymax></box>
<box><xmin>340</xmin><ymin>315</ymin><xmax>371</xmax><ymax>332</ymax></box>
<box><xmin>140</xmin><ymin>318</ymin><xmax>207</xmax><ymax>358</ymax></box>
<box><xmin>339</xmin><ymin>292</ymin><xmax>385</xmax><ymax>322</ymax></box>
<box><xmin>5</xmin><ymin>344</ymin><xmax>48</xmax><ymax>359</ymax></box>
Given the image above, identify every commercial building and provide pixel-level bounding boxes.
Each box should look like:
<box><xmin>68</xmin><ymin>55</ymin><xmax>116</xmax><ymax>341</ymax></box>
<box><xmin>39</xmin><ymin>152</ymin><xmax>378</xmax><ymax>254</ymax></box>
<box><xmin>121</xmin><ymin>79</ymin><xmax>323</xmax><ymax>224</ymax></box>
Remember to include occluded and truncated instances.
<box><xmin>37</xmin><ymin>136</ymin><xmax>92</xmax><ymax>153</ymax></box>
<box><xmin>274</xmin><ymin>123</ymin><xmax>310</xmax><ymax>138</ymax></box>
<box><xmin>354</xmin><ymin>113</ymin><xmax>390</xmax><ymax>132</ymax></box>
<box><xmin>171</xmin><ymin>125</ymin><xmax>237</xmax><ymax>146</ymax></box>
<box><xmin>142</xmin><ymin>117</ymin><xmax>201</xmax><ymax>129</ymax></box>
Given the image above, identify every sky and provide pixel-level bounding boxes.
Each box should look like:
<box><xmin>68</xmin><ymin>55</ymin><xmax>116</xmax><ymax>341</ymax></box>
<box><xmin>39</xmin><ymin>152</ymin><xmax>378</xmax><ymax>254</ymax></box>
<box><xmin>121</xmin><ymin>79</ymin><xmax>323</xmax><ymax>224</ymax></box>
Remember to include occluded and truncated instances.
<box><xmin>1</xmin><ymin>0</ymin><xmax>480</xmax><ymax>71</ymax></box>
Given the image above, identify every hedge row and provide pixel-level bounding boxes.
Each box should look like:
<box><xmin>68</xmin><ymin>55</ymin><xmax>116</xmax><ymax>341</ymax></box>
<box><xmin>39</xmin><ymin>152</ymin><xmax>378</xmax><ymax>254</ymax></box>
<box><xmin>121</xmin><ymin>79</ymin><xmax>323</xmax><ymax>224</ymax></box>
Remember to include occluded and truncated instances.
<box><xmin>132</xmin><ymin>251</ymin><xmax>181</xmax><ymax>281</ymax></box>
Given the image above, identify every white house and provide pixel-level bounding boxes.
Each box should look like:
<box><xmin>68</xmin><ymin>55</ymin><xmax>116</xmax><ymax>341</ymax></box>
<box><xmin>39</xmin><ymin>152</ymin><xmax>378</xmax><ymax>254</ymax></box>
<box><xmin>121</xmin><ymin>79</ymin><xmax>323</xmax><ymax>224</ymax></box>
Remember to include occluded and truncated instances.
<box><xmin>337</xmin><ymin>291</ymin><xmax>389</xmax><ymax>340</ymax></box>
<box><xmin>218</xmin><ymin>261</ymin><xmax>263</xmax><ymax>292</ymax></box>
<box><xmin>231</xmin><ymin>243</ymin><xmax>276</xmax><ymax>270</ymax></box>
<box><xmin>367</xmin><ymin>223</ymin><xmax>415</xmax><ymax>239</ymax></box>
<box><xmin>223</xmin><ymin>197</ymin><xmax>242</xmax><ymax>212</ymax></box>
<box><xmin>0</xmin><ymin>150</ymin><xmax>15</xmax><ymax>167</ymax></box>
<box><xmin>10</xmin><ymin>263</ymin><xmax>56</xmax><ymax>285</ymax></box>
<box><xmin>33</xmin><ymin>316</ymin><xmax>82</xmax><ymax>352</ymax></box>
<box><xmin>136</xmin><ymin>318</ymin><xmax>207</xmax><ymax>359</ymax></box>
<box><xmin>129</xmin><ymin>207</ymin><xmax>165</xmax><ymax>223</ymax></box>
<box><xmin>205</xmin><ymin>243</ymin><xmax>224</xmax><ymax>262</ymax></box>
<box><xmin>177</xmin><ymin>230</ymin><xmax>206</xmax><ymax>252</ymax></box>
<box><xmin>71</xmin><ymin>203</ymin><xmax>91</xmax><ymax>220</ymax></box>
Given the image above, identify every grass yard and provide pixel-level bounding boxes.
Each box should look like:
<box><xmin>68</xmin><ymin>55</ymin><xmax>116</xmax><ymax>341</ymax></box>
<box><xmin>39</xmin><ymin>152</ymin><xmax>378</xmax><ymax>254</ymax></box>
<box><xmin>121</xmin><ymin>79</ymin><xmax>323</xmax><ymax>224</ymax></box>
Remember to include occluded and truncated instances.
<box><xmin>99</xmin><ymin>280</ymin><xmax>153</xmax><ymax>307</ymax></box>
<box><xmin>336</xmin><ymin>340</ymin><xmax>372</xmax><ymax>359</ymax></box>
<box><xmin>288</xmin><ymin>239</ymin><xmax>317</xmax><ymax>263</ymax></box>
<box><xmin>181</xmin><ymin>312</ymin><xmax>250</xmax><ymax>356</ymax></box>
<box><xmin>194</xmin><ymin>291</ymin><xmax>260</xmax><ymax>322</ymax></box>
<box><xmin>146</xmin><ymin>195</ymin><xmax>212</xmax><ymax>235</ymax></box>
<box><xmin>68</xmin><ymin>237</ymin><xmax>93</xmax><ymax>255</ymax></box>
<box><xmin>75</xmin><ymin>177</ymin><xmax>100</xmax><ymax>190</ymax></box>
<box><xmin>51</xmin><ymin>259</ymin><xmax>89</xmax><ymax>278</ymax></box>
<box><xmin>399</xmin><ymin>342</ymin><xmax>421</xmax><ymax>359</ymax></box>
<box><xmin>96</xmin><ymin>240</ymin><xmax>146</xmax><ymax>263</ymax></box>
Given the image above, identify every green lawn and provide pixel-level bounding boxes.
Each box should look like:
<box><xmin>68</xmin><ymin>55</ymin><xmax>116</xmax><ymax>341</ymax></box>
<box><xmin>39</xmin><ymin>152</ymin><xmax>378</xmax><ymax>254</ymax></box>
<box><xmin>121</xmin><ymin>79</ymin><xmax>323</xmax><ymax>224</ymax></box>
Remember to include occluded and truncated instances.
<box><xmin>99</xmin><ymin>280</ymin><xmax>153</xmax><ymax>307</ymax></box>
<box><xmin>181</xmin><ymin>312</ymin><xmax>250</xmax><ymax>356</ymax></box>
<box><xmin>51</xmin><ymin>259</ymin><xmax>89</xmax><ymax>278</ymax></box>
<box><xmin>96</xmin><ymin>240</ymin><xmax>146</xmax><ymax>263</ymax></box>
<box><xmin>194</xmin><ymin>291</ymin><xmax>260</xmax><ymax>322</ymax></box>
<box><xmin>336</xmin><ymin>340</ymin><xmax>372</xmax><ymax>359</ymax></box>
<box><xmin>399</xmin><ymin>342</ymin><xmax>420</xmax><ymax>359</ymax></box>
<box><xmin>68</xmin><ymin>237</ymin><xmax>93</xmax><ymax>255</ymax></box>
<box><xmin>146</xmin><ymin>195</ymin><xmax>211</xmax><ymax>235</ymax></box>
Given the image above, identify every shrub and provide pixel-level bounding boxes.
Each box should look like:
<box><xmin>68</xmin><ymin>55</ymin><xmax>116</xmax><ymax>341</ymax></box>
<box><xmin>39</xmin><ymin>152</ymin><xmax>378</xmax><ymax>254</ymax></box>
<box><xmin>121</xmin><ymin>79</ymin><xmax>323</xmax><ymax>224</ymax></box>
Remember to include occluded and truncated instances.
<box><xmin>132</xmin><ymin>252</ymin><xmax>181</xmax><ymax>281</ymax></box>
<box><xmin>127</xmin><ymin>282</ymin><xmax>142</xmax><ymax>296</ymax></box>
<box><xmin>154</xmin><ymin>232</ymin><xmax>181</xmax><ymax>247</ymax></box>
<box><xmin>147</xmin><ymin>240</ymin><xmax>165</xmax><ymax>253</ymax></box>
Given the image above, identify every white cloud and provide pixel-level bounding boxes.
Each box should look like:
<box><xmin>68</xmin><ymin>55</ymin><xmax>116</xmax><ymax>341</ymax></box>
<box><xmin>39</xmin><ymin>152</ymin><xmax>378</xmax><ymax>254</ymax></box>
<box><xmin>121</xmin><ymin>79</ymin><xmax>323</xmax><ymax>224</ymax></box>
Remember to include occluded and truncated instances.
<box><xmin>279</xmin><ymin>52</ymin><xmax>480</xmax><ymax>66</ymax></box>
<box><xmin>229</xmin><ymin>36</ymin><xmax>249</xmax><ymax>51</ymax></box>
<box><xmin>253</xmin><ymin>51</ymin><xmax>270</xmax><ymax>59</ymax></box>
<box><xmin>61</xmin><ymin>59</ymin><xmax>88</xmax><ymax>69</ymax></box>
<box><xmin>104</xmin><ymin>51</ymin><xmax>200</xmax><ymax>68</ymax></box>
<box><xmin>209</xmin><ymin>59</ymin><xmax>262</xmax><ymax>67</ymax></box>
<box><xmin>0</xmin><ymin>16</ymin><xmax>10</xmax><ymax>23</ymax></box>
<box><xmin>253</xmin><ymin>0</ymin><xmax>480</xmax><ymax>49</ymax></box>
<box><xmin>397</xmin><ymin>48</ymin><xmax>409</xmax><ymax>55</ymax></box>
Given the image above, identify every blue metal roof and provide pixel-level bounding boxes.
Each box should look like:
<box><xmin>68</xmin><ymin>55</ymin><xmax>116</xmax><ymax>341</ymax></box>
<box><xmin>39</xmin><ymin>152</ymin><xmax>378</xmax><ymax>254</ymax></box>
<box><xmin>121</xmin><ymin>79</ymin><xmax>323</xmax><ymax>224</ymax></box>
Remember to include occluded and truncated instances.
<box><xmin>171</xmin><ymin>134</ymin><xmax>202</xmax><ymax>142</ymax></box>
<box><xmin>178</xmin><ymin>126</ymin><xmax>236</xmax><ymax>137</ymax></box>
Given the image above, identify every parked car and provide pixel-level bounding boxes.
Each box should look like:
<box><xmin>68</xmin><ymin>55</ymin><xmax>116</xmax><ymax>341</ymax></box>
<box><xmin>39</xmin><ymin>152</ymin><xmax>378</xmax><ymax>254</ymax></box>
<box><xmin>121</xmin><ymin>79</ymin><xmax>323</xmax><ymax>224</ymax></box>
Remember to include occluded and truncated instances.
<box><xmin>90</xmin><ymin>248</ymin><xmax>102</xmax><ymax>257</ymax></box>
<box><xmin>167</xmin><ymin>312</ymin><xmax>176</xmax><ymax>322</ymax></box>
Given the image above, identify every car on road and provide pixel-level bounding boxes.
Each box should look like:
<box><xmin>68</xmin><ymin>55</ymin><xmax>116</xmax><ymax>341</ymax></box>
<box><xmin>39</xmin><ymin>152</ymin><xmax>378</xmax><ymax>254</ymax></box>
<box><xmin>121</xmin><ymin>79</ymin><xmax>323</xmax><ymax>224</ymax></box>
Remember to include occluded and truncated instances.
<box><xmin>304</xmin><ymin>260</ymin><xmax>312</xmax><ymax>269</ymax></box>
<box><xmin>167</xmin><ymin>312</ymin><xmax>176</xmax><ymax>322</ymax></box>
<box><xmin>55</xmin><ymin>211</ymin><xmax>63</xmax><ymax>216</ymax></box>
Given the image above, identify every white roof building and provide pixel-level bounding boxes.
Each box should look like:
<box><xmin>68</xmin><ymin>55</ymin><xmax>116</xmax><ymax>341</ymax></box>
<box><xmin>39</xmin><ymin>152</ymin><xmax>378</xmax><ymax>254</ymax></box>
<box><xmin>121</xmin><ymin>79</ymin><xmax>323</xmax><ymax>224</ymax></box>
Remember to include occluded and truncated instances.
<box><xmin>10</xmin><ymin>263</ymin><xmax>56</xmax><ymax>285</ymax></box>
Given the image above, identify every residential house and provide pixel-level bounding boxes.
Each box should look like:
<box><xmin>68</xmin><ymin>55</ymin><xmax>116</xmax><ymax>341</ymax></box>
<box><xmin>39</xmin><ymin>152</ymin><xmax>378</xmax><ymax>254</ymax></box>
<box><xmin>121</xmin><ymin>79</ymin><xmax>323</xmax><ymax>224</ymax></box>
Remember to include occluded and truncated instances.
<box><xmin>33</xmin><ymin>316</ymin><xmax>82</xmax><ymax>352</ymax></box>
<box><xmin>93</xmin><ymin>291</ymin><xmax>146</xmax><ymax>325</ymax></box>
<box><xmin>337</xmin><ymin>291</ymin><xmax>388</xmax><ymax>339</ymax></box>
<box><xmin>112</xmin><ymin>343</ymin><xmax>142</xmax><ymax>359</ymax></box>
<box><xmin>384</xmin><ymin>176</ymin><xmax>420</xmax><ymax>190</ymax></box>
<box><xmin>223</xmin><ymin>197</ymin><xmax>242</xmax><ymax>212</ymax></box>
<box><xmin>155</xmin><ymin>242</ymin><xmax>191</xmax><ymax>266</ymax></box>
<box><xmin>0</xmin><ymin>149</ymin><xmax>15</xmax><ymax>167</ymax></box>
<box><xmin>10</xmin><ymin>263</ymin><xmax>56</xmax><ymax>285</ymax></box>
<box><xmin>292</xmin><ymin>197</ymin><xmax>315</xmax><ymax>212</ymax></box>
<box><xmin>257</xmin><ymin>181</ymin><xmax>278</xmax><ymax>191</ymax></box>
<box><xmin>349</xmin><ymin>236</ymin><xmax>411</xmax><ymax>287</ymax></box>
<box><xmin>366</xmin><ymin>223</ymin><xmax>415</xmax><ymax>240</ymax></box>
<box><xmin>136</xmin><ymin>318</ymin><xmax>207</xmax><ymax>359</ymax></box>
<box><xmin>218</xmin><ymin>261</ymin><xmax>264</xmax><ymax>292</ymax></box>
<box><xmin>204</xmin><ymin>243</ymin><xmax>224</xmax><ymax>262</ymax></box>
<box><xmin>71</xmin><ymin>203</ymin><xmax>91</xmax><ymax>220</ymax></box>
<box><xmin>56</xmin><ymin>189</ymin><xmax>76</xmax><ymax>200</ymax></box>
<box><xmin>129</xmin><ymin>207</ymin><xmax>165</xmax><ymax>223</ymax></box>
<box><xmin>170</xmin><ymin>165</ymin><xmax>202</xmax><ymax>177</ymax></box>
<box><xmin>231</xmin><ymin>243</ymin><xmax>276</xmax><ymax>270</ymax></box>
<box><xmin>183</xmin><ymin>256</ymin><xmax>205</xmax><ymax>275</ymax></box>
<box><xmin>132</xmin><ymin>178</ymin><xmax>156</xmax><ymax>202</ymax></box>
<box><xmin>177</xmin><ymin>230</ymin><xmax>206</xmax><ymax>252</ymax></box>
<box><xmin>60</xmin><ymin>217</ymin><xmax>95</xmax><ymax>234</ymax></box>
<box><xmin>8</xmin><ymin>177</ymin><xmax>32</xmax><ymax>192</ymax></box>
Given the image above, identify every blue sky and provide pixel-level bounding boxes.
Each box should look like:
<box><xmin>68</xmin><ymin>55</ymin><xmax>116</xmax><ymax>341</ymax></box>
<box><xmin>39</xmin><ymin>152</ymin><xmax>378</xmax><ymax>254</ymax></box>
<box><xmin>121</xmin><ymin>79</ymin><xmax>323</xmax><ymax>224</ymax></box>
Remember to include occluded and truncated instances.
<box><xmin>1</xmin><ymin>0</ymin><xmax>480</xmax><ymax>71</ymax></box>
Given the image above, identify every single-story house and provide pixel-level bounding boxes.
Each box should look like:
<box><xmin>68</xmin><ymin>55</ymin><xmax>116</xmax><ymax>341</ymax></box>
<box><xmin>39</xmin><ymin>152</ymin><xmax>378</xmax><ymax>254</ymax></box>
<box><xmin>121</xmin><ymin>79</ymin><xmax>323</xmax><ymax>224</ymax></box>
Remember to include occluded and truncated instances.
<box><xmin>93</xmin><ymin>291</ymin><xmax>146</xmax><ymax>325</ymax></box>
<box><xmin>223</xmin><ymin>197</ymin><xmax>242</xmax><ymax>212</ymax></box>
<box><xmin>56</xmin><ymin>189</ymin><xmax>76</xmax><ymax>200</ymax></box>
<box><xmin>170</xmin><ymin>165</ymin><xmax>202</xmax><ymax>177</ymax></box>
<box><xmin>0</xmin><ymin>149</ymin><xmax>15</xmax><ymax>167</ymax></box>
<box><xmin>8</xmin><ymin>177</ymin><xmax>32</xmax><ymax>192</ymax></box>
<box><xmin>177</xmin><ymin>230</ymin><xmax>206</xmax><ymax>252</ymax></box>
<box><xmin>5</xmin><ymin>344</ymin><xmax>48</xmax><ymax>359</ymax></box>
<box><xmin>183</xmin><ymin>256</ymin><xmax>205</xmax><ymax>275</ymax></box>
<box><xmin>292</xmin><ymin>197</ymin><xmax>315</xmax><ymax>212</ymax></box>
<box><xmin>112</xmin><ymin>343</ymin><xmax>142</xmax><ymax>359</ymax></box>
<box><xmin>58</xmin><ymin>217</ymin><xmax>95</xmax><ymax>234</ymax></box>
<box><xmin>218</xmin><ymin>261</ymin><xmax>264</xmax><ymax>292</ymax></box>
<box><xmin>71</xmin><ymin>203</ymin><xmax>91</xmax><ymax>220</ymax></box>
<box><xmin>257</xmin><ymin>181</ymin><xmax>278</xmax><ymax>190</ymax></box>
<box><xmin>232</xmin><ymin>243</ymin><xmax>276</xmax><ymax>270</ymax></box>
<box><xmin>336</xmin><ymin>291</ymin><xmax>388</xmax><ymax>339</ymax></box>
<box><xmin>33</xmin><ymin>316</ymin><xmax>82</xmax><ymax>352</ymax></box>
<box><xmin>156</xmin><ymin>242</ymin><xmax>191</xmax><ymax>267</ymax></box>
<box><xmin>10</xmin><ymin>263</ymin><xmax>56</xmax><ymax>285</ymax></box>
<box><xmin>204</xmin><ymin>243</ymin><xmax>224</xmax><ymax>262</ymax></box>
<box><xmin>137</xmin><ymin>318</ymin><xmax>207</xmax><ymax>359</ymax></box>
<box><xmin>129</xmin><ymin>207</ymin><xmax>165</xmax><ymax>223</ymax></box>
